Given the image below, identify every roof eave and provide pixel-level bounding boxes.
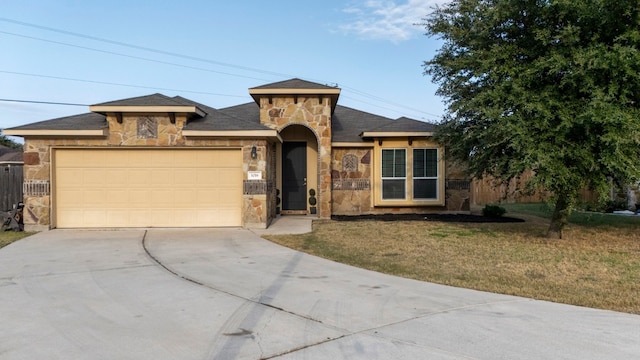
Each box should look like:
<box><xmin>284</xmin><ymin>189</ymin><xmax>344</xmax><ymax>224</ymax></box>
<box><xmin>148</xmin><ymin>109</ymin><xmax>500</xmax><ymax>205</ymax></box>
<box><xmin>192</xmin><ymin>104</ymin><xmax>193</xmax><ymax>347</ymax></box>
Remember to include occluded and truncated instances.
<box><xmin>89</xmin><ymin>105</ymin><xmax>206</xmax><ymax>117</ymax></box>
<box><xmin>360</xmin><ymin>131</ymin><xmax>434</xmax><ymax>138</ymax></box>
<box><xmin>331</xmin><ymin>141</ymin><xmax>374</xmax><ymax>148</ymax></box>
<box><xmin>182</xmin><ymin>130</ymin><xmax>283</xmax><ymax>142</ymax></box>
<box><xmin>248</xmin><ymin>88</ymin><xmax>341</xmax><ymax>96</ymax></box>
<box><xmin>248</xmin><ymin>88</ymin><xmax>341</xmax><ymax>112</ymax></box>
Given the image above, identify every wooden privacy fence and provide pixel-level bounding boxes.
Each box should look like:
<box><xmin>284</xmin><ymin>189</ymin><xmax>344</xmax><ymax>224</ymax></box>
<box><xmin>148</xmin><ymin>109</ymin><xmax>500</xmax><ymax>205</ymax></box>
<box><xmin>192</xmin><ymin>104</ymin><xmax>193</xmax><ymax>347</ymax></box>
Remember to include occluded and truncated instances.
<box><xmin>471</xmin><ymin>171</ymin><xmax>598</xmax><ymax>205</ymax></box>
<box><xmin>0</xmin><ymin>166</ymin><xmax>23</xmax><ymax>211</ymax></box>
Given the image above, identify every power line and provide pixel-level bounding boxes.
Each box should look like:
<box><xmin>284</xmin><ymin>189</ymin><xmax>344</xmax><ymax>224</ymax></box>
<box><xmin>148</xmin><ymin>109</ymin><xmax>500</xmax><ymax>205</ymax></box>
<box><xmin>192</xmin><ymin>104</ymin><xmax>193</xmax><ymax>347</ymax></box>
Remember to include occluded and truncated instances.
<box><xmin>340</xmin><ymin>94</ymin><xmax>440</xmax><ymax>122</ymax></box>
<box><xmin>0</xmin><ymin>99</ymin><xmax>87</xmax><ymax>106</ymax></box>
<box><xmin>0</xmin><ymin>30</ymin><xmax>272</xmax><ymax>83</ymax></box>
<box><xmin>0</xmin><ymin>17</ymin><xmax>294</xmax><ymax>79</ymax></box>
<box><xmin>0</xmin><ymin>70</ymin><xmax>248</xmax><ymax>98</ymax></box>
<box><xmin>341</xmin><ymin>85</ymin><xmax>443</xmax><ymax>119</ymax></box>
<box><xmin>0</xmin><ymin>17</ymin><xmax>441</xmax><ymax>119</ymax></box>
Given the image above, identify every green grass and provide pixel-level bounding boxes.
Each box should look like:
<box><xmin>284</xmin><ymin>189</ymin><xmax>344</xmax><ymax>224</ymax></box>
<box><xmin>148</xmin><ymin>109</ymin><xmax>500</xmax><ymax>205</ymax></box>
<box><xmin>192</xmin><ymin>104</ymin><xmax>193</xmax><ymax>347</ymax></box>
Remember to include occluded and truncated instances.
<box><xmin>501</xmin><ymin>202</ymin><xmax>640</xmax><ymax>227</ymax></box>
<box><xmin>265</xmin><ymin>212</ymin><xmax>640</xmax><ymax>314</ymax></box>
<box><xmin>0</xmin><ymin>231</ymin><xmax>35</xmax><ymax>249</ymax></box>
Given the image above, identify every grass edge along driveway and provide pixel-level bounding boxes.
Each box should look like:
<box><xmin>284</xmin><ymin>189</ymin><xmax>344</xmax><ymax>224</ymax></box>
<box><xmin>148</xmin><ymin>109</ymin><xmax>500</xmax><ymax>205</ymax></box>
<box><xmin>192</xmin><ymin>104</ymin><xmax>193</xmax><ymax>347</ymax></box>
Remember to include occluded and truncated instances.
<box><xmin>264</xmin><ymin>204</ymin><xmax>640</xmax><ymax>315</ymax></box>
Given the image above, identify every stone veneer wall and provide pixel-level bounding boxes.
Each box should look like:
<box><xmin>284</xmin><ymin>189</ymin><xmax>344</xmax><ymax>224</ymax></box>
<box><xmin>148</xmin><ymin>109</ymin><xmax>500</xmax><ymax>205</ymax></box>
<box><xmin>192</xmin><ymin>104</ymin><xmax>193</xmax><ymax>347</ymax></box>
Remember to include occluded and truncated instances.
<box><xmin>444</xmin><ymin>160</ymin><xmax>471</xmax><ymax>212</ymax></box>
<box><xmin>331</xmin><ymin>148</ymin><xmax>373</xmax><ymax>214</ymax></box>
<box><xmin>257</xmin><ymin>96</ymin><xmax>332</xmax><ymax>218</ymax></box>
<box><xmin>331</xmin><ymin>147</ymin><xmax>470</xmax><ymax>215</ymax></box>
<box><xmin>21</xmin><ymin>113</ymin><xmax>275</xmax><ymax>230</ymax></box>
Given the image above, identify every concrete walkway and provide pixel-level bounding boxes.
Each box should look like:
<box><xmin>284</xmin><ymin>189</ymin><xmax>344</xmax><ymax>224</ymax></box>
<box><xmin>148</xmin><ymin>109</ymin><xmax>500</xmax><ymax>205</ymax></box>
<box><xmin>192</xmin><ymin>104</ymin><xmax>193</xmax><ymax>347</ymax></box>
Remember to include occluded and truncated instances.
<box><xmin>251</xmin><ymin>215</ymin><xmax>316</xmax><ymax>235</ymax></box>
<box><xmin>0</xmin><ymin>227</ymin><xmax>638</xmax><ymax>359</ymax></box>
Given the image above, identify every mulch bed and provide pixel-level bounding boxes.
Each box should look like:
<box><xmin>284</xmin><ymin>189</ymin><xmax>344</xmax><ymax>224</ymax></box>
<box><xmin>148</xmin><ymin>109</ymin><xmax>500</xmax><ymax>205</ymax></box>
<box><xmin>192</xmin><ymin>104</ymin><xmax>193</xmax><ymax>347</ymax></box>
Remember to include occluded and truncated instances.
<box><xmin>331</xmin><ymin>213</ymin><xmax>525</xmax><ymax>223</ymax></box>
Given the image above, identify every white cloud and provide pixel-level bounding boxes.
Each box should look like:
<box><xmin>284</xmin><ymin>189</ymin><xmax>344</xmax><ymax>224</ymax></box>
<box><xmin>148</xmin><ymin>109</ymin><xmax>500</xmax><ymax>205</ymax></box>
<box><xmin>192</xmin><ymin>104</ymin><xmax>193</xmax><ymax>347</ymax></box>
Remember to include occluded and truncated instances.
<box><xmin>338</xmin><ymin>0</ymin><xmax>449</xmax><ymax>42</ymax></box>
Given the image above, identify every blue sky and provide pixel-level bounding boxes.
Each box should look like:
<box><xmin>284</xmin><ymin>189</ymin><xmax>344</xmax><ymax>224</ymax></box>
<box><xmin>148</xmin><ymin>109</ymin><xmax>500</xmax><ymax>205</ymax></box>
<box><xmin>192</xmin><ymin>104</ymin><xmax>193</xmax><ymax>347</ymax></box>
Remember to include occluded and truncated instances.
<box><xmin>1</xmin><ymin>0</ymin><xmax>448</xmax><ymax>136</ymax></box>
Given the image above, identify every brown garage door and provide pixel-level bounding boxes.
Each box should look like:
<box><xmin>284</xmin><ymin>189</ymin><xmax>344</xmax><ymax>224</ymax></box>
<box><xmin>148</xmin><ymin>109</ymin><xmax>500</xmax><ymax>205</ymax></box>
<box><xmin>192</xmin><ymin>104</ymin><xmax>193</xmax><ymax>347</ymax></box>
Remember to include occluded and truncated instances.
<box><xmin>54</xmin><ymin>148</ymin><xmax>242</xmax><ymax>228</ymax></box>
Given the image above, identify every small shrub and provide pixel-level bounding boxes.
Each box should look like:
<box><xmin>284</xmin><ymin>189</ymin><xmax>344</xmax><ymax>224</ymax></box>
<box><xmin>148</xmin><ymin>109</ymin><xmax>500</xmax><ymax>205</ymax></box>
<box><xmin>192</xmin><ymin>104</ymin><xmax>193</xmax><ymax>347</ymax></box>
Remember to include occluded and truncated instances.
<box><xmin>482</xmin><ymin>204</ymin><xmax>507</xmax><ymax>218</ymax></box>
<box><xmin>603</xmin><ymin>199</ymin><xmax>628</xmax><ymax>213</ymax></box>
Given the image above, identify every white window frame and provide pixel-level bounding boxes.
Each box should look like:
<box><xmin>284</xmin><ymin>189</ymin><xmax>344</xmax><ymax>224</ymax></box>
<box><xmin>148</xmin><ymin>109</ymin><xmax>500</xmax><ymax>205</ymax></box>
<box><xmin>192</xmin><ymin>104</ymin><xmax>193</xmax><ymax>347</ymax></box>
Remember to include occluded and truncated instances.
<box><xmin>412</xmin><ymin>148</ymin><xmax>439</xmax><ymax>200</ymax></box>
<box><xmin>381</xmin><ymin>148</ymin><xmax>407</xmax><ymax>200</ymax></box>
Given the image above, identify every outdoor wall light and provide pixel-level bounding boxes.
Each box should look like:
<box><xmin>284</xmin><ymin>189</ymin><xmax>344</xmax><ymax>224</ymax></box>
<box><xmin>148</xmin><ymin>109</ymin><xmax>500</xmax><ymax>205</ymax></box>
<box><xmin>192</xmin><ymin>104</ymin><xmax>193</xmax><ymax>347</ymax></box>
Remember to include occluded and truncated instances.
<box><xmin>251</xmin><ymin>146</ymin><xmax>257</xmax><ymax>159</ymax></box>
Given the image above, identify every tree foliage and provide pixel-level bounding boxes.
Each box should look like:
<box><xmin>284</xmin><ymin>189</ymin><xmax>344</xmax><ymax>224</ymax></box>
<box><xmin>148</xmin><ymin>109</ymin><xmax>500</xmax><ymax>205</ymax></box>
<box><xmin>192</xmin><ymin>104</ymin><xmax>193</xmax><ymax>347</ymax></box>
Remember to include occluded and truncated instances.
<box><xmin>0</xmin><ymin>131</ymin><xmax>23</xmax><ymax>151</ymax></box>
<box><xmin>423</xmin><ymin>0</ymin><xmax>640</xmax><ymax>238</ymax></box>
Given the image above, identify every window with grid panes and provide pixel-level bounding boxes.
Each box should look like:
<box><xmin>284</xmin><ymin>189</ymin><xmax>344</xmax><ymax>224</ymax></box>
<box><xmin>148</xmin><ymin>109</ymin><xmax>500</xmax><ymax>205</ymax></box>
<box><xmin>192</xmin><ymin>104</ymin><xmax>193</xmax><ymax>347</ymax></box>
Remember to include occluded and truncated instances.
<box><xmin>413</xmin><ymin>148</ymin><xmax>438</xmax><ymax>199</ymax></box>
<box><xmin>381</xmin><ymin>149</ymin><xmax>406</xmax><ymax>199</ymax></box>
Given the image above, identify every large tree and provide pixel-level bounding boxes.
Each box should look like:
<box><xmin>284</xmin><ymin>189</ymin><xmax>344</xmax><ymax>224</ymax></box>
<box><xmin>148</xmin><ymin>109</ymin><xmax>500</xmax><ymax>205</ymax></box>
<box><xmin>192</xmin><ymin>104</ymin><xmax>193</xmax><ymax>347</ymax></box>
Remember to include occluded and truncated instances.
<box><xmin>423</xmin><ymin>0</ymin><xmax>640</xmax><ymax>238</ymax></box>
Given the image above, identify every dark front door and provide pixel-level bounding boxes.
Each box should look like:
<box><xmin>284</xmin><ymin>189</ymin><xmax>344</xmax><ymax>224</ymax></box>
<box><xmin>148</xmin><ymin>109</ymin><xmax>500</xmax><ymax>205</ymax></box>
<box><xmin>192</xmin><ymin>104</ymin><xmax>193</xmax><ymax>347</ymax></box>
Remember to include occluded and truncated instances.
<box><xmin>282</xmin><ymin>142</ymin><xmax>307</xmax><ymax>211</ymax></box>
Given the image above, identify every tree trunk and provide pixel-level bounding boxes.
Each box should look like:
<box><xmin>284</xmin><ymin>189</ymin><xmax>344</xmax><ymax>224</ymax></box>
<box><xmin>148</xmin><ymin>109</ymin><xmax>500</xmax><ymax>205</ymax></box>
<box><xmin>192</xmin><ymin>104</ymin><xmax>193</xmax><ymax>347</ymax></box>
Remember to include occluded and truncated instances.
<box><xmin>547</xmin><ymin>192</ymin><xmax>571</xmax><ymax>239</ymax></box>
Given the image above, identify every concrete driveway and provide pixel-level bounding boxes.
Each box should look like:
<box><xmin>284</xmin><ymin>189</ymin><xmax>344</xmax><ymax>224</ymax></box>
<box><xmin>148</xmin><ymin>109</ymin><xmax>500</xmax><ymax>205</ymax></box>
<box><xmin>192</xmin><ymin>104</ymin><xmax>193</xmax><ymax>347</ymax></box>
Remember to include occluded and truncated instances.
<box><xmin>0</xmin><ymin>228</ymin><xmax>638</xmax><ymax>360</ymax></box>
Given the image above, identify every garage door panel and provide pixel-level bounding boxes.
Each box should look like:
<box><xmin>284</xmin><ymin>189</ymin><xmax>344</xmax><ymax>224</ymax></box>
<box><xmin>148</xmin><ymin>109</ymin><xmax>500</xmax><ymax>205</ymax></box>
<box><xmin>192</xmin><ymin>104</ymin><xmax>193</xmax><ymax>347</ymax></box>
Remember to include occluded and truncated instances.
<box><xmin>127</xmin><ymin>151</ymin><xmax>151</xmax><ymax>167</ymax></box>
<box><xmin>83</xmin><ymin>189</ymin><xmax>107</xmax><ymax>207</ymax></box>
<box><xmin>81</xmin><ymin>210</ymin><xmax>108</xmax><ymax>227</ymax></box>
<box><xmin>105</xmin><ymin>210</ymin><xmax>130</xmax><ymax>227</ymax></box>
<box><xmin>196</xmin><ymin>209</ymin><xmax>241</xmax><ymax>226</ymax></box>
<box><xmin>150</xmin><ymin>209</ymin><xmax>174</xmax><ymax>226</ymax></box>
<box><xmin>128</xmin><ymin>169</ymin><xmax>151</xmax><ymax>187</ymax></box>
<box><xmin>57</xmin><ymin>169</ymin><xmax>83</xmax><ymax>186</ymax></box>
<box><xmin>105</xmin><ymin>189</ymin><xmax>129</xmax><ymax>205</ymax></box>
<box><xmin>219</xmin><ymin>169</ymin><xmax>242</xmax><ymax>186</ymax></box>
<box><xmin>128</xmin><ymin>209</ymin><xmax>151</xmax><ymax>226</ymax></box>
<box><xmin>196</xmin><ymin>169</ymin><xmax>218</xmax><ymax>185</ymax></box>
<box><xmin>150</xmin><ymin>152</ymin><xmax>175</xmax><ymax>167</ymax></box>
<box><xmin>150</xmin><ymin>169</ymin><xmax>174</xmax><ymax>186</ymax></box>
<box><xmin>102</xmin><ymin>151</ymin><xmax>124</xmax><ymax>167</ymax></box>
<box><xmin>174</xmin><ymin>189</ymin><xmax>197</xmax><ymax>205</ymax></box>
<box><xmin>175</xmin><ymin>169</ymin><xmax>197</xmax><ymax>186</ymax></box>
<box><xmin>57</xmin><ymin>189</ymin><xmax>83</xmax><ymax>207</ymax></box>
<box><xmin>55</xmin><ymin>149</ymin><xmax>242</xmax><ymax>228</ymax></box>
<box><xmin>83</xmin><ymin>170</ymin><xmax>107</xmax><ymax>187</ymax></box>
<box><xmin>128</xmin><ymin>189</ymin><xmax>151</xmax><ymax>207</ymax></box>
<box><xmin>104</xmin><ymin>169</ymin><xmax>129</xmax><ymax>187</ymax></box>
<box><xmin>150</xmin><ymin>190</ymin><xmax>174</xmax><ymax>207</ymax></box>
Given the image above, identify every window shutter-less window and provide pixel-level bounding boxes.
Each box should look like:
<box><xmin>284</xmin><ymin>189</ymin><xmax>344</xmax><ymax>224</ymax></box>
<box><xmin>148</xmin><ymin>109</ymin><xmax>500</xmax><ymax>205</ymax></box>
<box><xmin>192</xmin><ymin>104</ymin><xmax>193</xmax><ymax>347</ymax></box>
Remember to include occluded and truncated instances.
<box><xmin>413</xmin><ymin>149</ymin><xmax>438</xmax><ymax>199</ymax></box>
<box><xmin>382</xmin><ymin>149</ymin><xmax>406</xmax><ymax>199</ymax></box>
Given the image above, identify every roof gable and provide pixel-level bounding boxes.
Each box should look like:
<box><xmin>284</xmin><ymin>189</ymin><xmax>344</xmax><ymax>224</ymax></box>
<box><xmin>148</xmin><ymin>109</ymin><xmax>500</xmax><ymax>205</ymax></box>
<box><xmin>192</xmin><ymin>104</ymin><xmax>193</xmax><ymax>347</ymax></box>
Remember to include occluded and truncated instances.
<box><xmin>250</xmin><ymin>78</ymin><xmax>337</xmax><ymax>90</ymax></box>
<box><xmin>92</xmin><ymin>93</ymin><xmax>186</xmax><ymax>107</ymax></box>
<box><xmin>249</xmin><ymin>78</ymin><xmax>341</xmax><ymax>113</ymax></box>
<box><xmin>90</xmin><ymin>93</ymin><xmax>206</xmax><ymax>117</ymax></box>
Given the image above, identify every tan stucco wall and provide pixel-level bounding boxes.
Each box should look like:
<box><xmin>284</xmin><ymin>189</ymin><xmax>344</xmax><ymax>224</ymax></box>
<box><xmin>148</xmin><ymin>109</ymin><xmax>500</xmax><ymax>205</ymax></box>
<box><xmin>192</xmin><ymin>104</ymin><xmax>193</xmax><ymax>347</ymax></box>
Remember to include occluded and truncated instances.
<box><xmin>21</xmin><ymin>112</ymin><xmax>276</xmax><ymax>230</ymax></box>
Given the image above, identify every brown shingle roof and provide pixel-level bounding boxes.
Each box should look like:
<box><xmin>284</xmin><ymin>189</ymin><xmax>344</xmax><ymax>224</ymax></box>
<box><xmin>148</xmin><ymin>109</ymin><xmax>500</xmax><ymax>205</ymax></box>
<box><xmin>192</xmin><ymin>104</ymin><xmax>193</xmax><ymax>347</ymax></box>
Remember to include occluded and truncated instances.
<box><xmin>5</xmin><ymin>113</ymin><xmax>107</xmax><ymax>131</ymax></box>
<box><xmin>92</xmin><ymin>93</ymin><xmax>189</xmax><ymax>107</ymax></box>
<box><xmin>175</xmin><ymin>98</ymin><xmax>270</xmax><ymax>131</ymax></box>
<box><xmin>0</xmin><ymin>151</ymin><xmax>22</xmax><ymax>162</ymax></box>
<box><xmin>250</xmin><ymin>78</ymin><xmax>338</xmax><ymax>90</ymax></box>
<box><xmin>6</xmin><ymin>85</ymin><xmax>437</xmax><ymax>140</ymax></box>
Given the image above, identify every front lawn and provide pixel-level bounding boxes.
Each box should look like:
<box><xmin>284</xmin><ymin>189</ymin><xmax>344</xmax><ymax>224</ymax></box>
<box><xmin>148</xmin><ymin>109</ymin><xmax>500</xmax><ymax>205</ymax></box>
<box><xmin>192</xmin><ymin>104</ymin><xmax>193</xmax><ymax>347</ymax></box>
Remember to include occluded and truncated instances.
<box><xmin>264</xmin><ymin>210</ymin><xmax>640</xmax><ymax>314</ymax></box>
<box><xmin>0</xmin><ymin>231</ymin><xmax>35</xmax><ymax>249</ymax></box>
<box><xmin>500</xmin><ymin>202</ymin><xmax>640</xmax><ymax>227</ymax></box>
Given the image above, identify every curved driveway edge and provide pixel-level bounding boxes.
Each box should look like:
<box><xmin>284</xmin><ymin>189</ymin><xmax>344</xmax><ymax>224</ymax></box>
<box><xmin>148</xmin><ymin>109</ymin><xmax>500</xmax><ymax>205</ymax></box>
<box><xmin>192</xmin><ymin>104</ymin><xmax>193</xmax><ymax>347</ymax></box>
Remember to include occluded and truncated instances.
<box><xmin>0</xmin><ymin>229</ymin><xmax>638</xmax><ymax>359</ymax></box>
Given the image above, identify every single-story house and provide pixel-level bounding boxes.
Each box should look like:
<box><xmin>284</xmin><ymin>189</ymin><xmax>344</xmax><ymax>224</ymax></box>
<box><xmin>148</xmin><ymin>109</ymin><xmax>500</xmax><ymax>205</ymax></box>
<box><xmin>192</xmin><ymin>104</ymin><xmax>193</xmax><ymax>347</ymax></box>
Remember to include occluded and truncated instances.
<box><xmin>5</xmin><ymin>78</ymin><xmax>470</xmax><ymax>231</ymax></box>
<box><xmin>0</xmin><ymin>145</ymin><xmax>24</xmax><ymax>166</ymax></box>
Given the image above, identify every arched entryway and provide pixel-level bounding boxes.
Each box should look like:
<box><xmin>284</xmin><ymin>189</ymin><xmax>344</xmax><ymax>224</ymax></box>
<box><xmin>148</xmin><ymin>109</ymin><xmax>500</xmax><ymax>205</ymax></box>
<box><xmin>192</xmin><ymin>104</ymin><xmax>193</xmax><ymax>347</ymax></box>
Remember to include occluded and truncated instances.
<box><xmin>277</xmin><ymin>125</ymin><xmax>319</xmax><ymax>215</ymax></box>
